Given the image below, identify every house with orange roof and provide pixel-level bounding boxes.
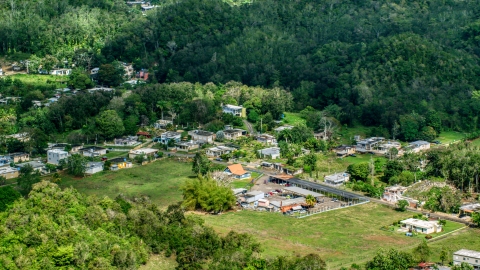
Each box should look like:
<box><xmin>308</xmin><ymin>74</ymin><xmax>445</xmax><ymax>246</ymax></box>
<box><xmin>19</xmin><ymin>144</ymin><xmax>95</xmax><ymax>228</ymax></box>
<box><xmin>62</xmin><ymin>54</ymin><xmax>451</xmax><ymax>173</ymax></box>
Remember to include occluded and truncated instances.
<box><xmin>224</xmin><ymin>164</ymin><xmax>251</xmax><ymax>179</ymax></box>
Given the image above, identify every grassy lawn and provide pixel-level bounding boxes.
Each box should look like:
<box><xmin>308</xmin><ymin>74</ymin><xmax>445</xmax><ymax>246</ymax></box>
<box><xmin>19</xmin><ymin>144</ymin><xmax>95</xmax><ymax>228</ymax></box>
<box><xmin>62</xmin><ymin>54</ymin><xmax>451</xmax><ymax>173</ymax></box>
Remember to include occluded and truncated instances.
<box><xmin>232</xmin><ymin>178</ymin><xmax>254</xmax><ymax>189</ymax></box>
<box><xmin>282</xmin><ymin>112</ymin><xmax>306</xmax><ymax>126</ymax></box>
<box><xmin>9</xmin><ymin>74</ymin><xmax>66</xmax><ymax>88</ymax></box>
<box><xmin>429</xmin><ymin>228</ymin><xmax>480</xmax><ymax>263</ymax></box>
<box><xmin>58</xmin><ymin>159</ymin><xmax>194</xmax><ymax>207</ymax></box>
<box><xmin>202</xmin><ymin>203</ymin><xmax>421</xmax><ymax>268</ymax></box>
<box><xmin>139</xmin><ymin>254</ymin><xmax>177</xmax><ymax>270</ymax></box>
<box><xmin>436</xmin><ymin>131</ymin><xmax>465</xmax><ymax>145</ymax></box>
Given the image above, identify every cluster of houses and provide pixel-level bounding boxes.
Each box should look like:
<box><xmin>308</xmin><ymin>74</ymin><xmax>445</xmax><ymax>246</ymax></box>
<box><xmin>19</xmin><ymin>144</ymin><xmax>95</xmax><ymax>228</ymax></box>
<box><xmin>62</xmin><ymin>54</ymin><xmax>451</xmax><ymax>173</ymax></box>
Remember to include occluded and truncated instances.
<box><xmin>333</xmin><ymin>136</ymin><xmax>431</xmax><ymax>158</ymax></box>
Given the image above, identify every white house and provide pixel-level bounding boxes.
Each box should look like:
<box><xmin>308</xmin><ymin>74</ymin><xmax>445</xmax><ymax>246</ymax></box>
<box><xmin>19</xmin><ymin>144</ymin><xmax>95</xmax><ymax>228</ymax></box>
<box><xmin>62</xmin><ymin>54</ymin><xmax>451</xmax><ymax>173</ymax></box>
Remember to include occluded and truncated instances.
<box><xmin>50</xmin><ymin>69</ymin><xmax>72</xmax><ymax>76</ymax></box>
<box><xmin>453</xmin><ymin>249</ymin><xmax>480</xmax><ymax>268</ymax></box>
<box><xmin>176</xmin><ymin>141</ymin><xmax>199</xmax><ymax>152</ymax></box>
<box><xmin>223</xmin><ymin>129</ymin><xmax>246</xmax><ymax>140</ymax></box>
<box><xmin>382</xmin><ymin>186</ymin><xmax>408</xmax><ymax>203</ymax></box>
<box><xmin>47</xmin><ymin>149</ymin><xmax>69</xmax><ymax>165</ymax></box>
<box><xmin>324</xmin><ymin>172</ymin><xmax>349</xmax><ymax>186</ymax></box>
<box><xmin>188</xmin><ymin>130</ymin><xmax>216</xmax><ymax>143</ymax></box>
<box><xmin>400</xmin><ymin>218</ymin><xmax>442</xmax><ymax>234</ymax></box>
<box><xmin>154</xmin><ymin>119</ymin><xmax>173</xmax><ymax>129</ymax></box>
<box><xmin>114</xmin><ymin>136</ymin><xmax>139</xmax><ymax>146</ymax></box>
<box><xmin>155</xmin><ymin>131</ymin><xmax>181</xmax><ymax>144</ymax></box>
<box><xmin>258</xmin><ymin>147</ymin><xmax>281</xmax><ymax>159</ymax></box>
<box><xmin>256</xmin><ymin>134</ymin><xmax>277</xmax><ymax>145</ymax></box>
<box><xmin>206</xmin><ymin>146</ymin><xmax>235</xmax><ymax>157</ymax></box>
<box><xmin>80</xmin><ymin>146</ymin><xmax>107</xmax><ymax>157</ymax></box>
<box><xmin>356</xmin><ymin>137</ymin><xmax>385</xmax><ymax>152</ymax></box>
<box><xmin>222</xmin><ymin>104</ymin><xmax>246</xmax><ymax>117</ymax></box>
<box><xmin>409</xmin><ymin>141</ymin><xmax>430</xmax><ymax>153</ymax></box>
<box><xmin>85</xmin><ymin>162</ymin><xmax>104</xmax><ymax>175</ymax></box>
<box><xmin>274</xmin><ymin>125</ymin><xmax>294</xmax><ymax>133</ymax></box>
<box><xmin>243</xmin><ymin>191</ymin><xmax>265</xmax><ymax>203</ymax></box>
<box><xmin>129</xmin><ymin>148</ymin><xmax>158</xmax><ymax>159</ymax></box>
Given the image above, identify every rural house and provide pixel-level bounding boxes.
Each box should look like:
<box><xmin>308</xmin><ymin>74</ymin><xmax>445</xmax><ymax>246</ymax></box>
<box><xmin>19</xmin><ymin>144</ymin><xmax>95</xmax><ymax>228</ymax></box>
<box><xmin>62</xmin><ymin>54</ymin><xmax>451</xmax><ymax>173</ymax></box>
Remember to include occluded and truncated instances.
<box><xmin>224</xmin><ymin>164</ymin><xmax>251</xmax><ymax>179</ymax></box>
<box><xmin>408</xmin><ymin>141</ymin><xmax>430</xmax><ymax>153</ymax></box>
<box><xmin>222</xmin><ymin>104</ymin><xmax>246</xmax><ymax>117</ymax></box>
<box><xmin>176</xmin><ymin>141</ymin><xmax>199</xmax><ymax>152</ymax></box>
<box><xmin>453</xmin><ymin>249</ymin><xmax>480</xmax><ymax>268</ymax></box>
<box><xmin>47</xmin><ymin>149</ymin><xmax>69</xmax><ymax>165</ymax></box>
<box><xmin>333</xmin><ymin>145</ymin><xmax>356</xmax><ymax>158</ymax></box>
<box><xmin>258</xmin><ymin>147</ymin><xmax>281</xmax><ymax>159</ymax></box>
<box><xmin>85</xmin><ymin>162</ymin><xmax>104</xmax><ymax>175</ymax></box>
<box><xmin>382</xmin><ymin>186</ymin><xmax>408</xmax><ymax>203</ymax></box>
<box><xmin>355</xmin><ymin>137</ymin><xmax>385</xmax><ymax>152</ymax></box>
<box><xmin>206</xmin><ymin>146</ymin><xmax>235</xmax><ymax>157</ymax></box>
<box><xmin>188</xmin><ymin>130</ymin><xmax>216</xmax><ymax>143</ymax></box>
<box><xmin>274</xmin><ymin>125</ymin><xmax>294</xmax><ymax>133</ymax></box>
<box><xmin>16</xmin><ymin>161</ymin><xmax>46</xmax><ymax>174</ymax></box>
<box><xmin>324</xmin><ymin>172</ymin><xmax>349</xmax><ymax>186</ymax></box>
<box><xmin>400</xmin><ymin>218</ymin><xmax>442</xmax><ymax>234</ymax></box>
<box><xmin>154</xmin><ymin>119</ymin><xmax>173</xmax><ymax>129</ymax></box>
<box><xmin>80</xmin><ymin>146</ymin><xmax>107</xmax><ymax>157</ymax></box>
<box><xmin>0</xmin><ymin>167</ymin><xmax>19</xmax><ymax>179</ymax></box>
<box><xmin>129</xmin><ymin>148</ymin><xmax>158</xmax><ymax>159</ymax></box>
<box><xmin>114</xmin><ymin>136</ymin><xmax>138</xmax><ymax>146</ymax></box>
<box><xmin>154</xmin><ymin>131</ymin><xmax>181</xmax><ymax>144</ymax></box>
<box><xmin>223</xmin><ymin>128</ymin><xmax>246</xmax><ymax>140</ymax></box>
<box><xmin>256</xmin><ymin>134</ymin><xmax>277</xmax><ymax>145</ymax></box>
<box><xmin>9</xmin><ymin>152</ymin><xmax>29</xmax><ymax>163</ymax></box>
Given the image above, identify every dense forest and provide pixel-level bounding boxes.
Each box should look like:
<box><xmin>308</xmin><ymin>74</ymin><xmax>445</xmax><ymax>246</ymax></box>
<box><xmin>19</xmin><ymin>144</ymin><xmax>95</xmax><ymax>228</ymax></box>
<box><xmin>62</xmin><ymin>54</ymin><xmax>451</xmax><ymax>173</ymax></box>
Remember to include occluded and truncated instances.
<box><xmin>2</xmin><ymin>0</ymin><xmax>480</xmax><ymax>132</ymax></box>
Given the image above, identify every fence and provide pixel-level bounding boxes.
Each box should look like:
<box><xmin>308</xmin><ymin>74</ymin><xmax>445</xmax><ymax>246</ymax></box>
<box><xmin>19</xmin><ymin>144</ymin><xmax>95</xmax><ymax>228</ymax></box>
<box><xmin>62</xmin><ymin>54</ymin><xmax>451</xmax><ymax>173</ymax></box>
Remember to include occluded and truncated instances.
<box><xmin>289</xmin><ymin>199</ymin><xmax>370</xmax><ymax>218</ymax></box>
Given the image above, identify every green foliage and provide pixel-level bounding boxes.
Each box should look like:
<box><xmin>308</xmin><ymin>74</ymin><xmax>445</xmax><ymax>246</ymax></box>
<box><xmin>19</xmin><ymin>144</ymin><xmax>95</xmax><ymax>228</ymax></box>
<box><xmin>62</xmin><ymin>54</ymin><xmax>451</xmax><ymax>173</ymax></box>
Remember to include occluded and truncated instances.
<box><xmin>396</xmin><ymin>200</ymin><xmax>409</xmax><ymax>212</ymax></box>
<box><xmin>413</xmin><ymin>240</ymin><xmax>431</xmax><ymax>263</ymax></box>
<box><xmin>192</xmin><ymin>152</ymin><xmax>211</xmax><ymax>176</ymax></box>
<box><xmin>66</xmin><ymin>154</ymin><xmax>87</xmax><ymax>176</ymax></box>
<box><xmin>452</xmin><ymin>263</ymin><xmax>475</xmax><ymax>270</ymax></box>
<box><xmin>365</xmin><ymin>249</ymin><xmax>414</xmax><ymax>270</ymax></box>
<box><xmin>347</xmin><ymin>162</ymin><xmax>370</xmax><ymax>182</ymax></box>
<box><xmin>472</xmin><ymin>212</ymin><xmax>480</xmax><ymax>227</ymax></box>
<box><xmin>424</xmin><ymin>187</ymin><xmax>461</xmax><ymax>213</ymax></box>
<box><xmin>16</xmin><ymin>164</ymin><xmax>41</xmax><ymax>196</ymax></box>
<box><xmin>0</xmin><ymin>186</ymin><xmax>21</xmax><ymax>212</ymax></box>
<box><xmin>96</xmin><ymin>110</ymin><xmax>125</xmax><ymax>140</ymax></box>
<box><xmin>97</xmin><ymin>62</ymin><xmax>125</xmax><ymax>87</ymax></box>
<box><xmin>181</xmin><ymin>177</ymin><xmax>236</xmax><ymax>213</ymax></box>
<box><xmin>68</xmin><ymin>69</ymin><xmax>94</xmax><ymax>90</ymax></box>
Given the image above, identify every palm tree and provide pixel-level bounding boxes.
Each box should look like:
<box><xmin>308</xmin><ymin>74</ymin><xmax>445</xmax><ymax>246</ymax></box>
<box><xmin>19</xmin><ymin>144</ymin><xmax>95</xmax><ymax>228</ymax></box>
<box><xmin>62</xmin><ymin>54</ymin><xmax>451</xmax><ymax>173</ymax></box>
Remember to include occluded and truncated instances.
<box><xmin>305</xmin><ymin>194</ymin><xmax>316</xmax><ymax>208</ymax></box>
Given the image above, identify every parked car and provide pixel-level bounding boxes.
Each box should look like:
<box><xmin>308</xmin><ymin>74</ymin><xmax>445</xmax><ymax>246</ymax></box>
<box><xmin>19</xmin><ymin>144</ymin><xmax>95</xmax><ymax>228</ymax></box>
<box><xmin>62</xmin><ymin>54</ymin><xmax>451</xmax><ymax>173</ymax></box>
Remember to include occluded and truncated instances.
<box><xmin>215</xmin><ymin>158</ymin><xmax>223</xmax><ymax>161</ymax></box>
<box><xmin>275</xmin><ymin>189</ymin><xmax>282</xmax><ymax>193</ymax></box>
<box><xmin>299</xmin><ymin>210</ymin><xmax>307</xmax><ymax>214</ymax></box>
<box><xmin>350</xmin><ymin>154</ymin><xmax>356</xmax><ymax>157</ymax></box>
<box><xmin>433</xmin><ymin>140</ymin><xmax>441</xmax><ymax>145</ymax></box>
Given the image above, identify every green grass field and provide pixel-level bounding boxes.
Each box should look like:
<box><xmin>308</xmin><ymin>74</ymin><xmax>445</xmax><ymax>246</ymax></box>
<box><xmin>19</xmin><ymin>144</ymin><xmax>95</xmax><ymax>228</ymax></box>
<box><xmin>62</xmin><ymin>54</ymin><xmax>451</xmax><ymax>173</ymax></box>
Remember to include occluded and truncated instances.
<box><xmin>202</xmin><ymin>203</ymin><xmax>429</xmax><ymax>268</ymax></box>
<box><xmin>282</xmin><ymin>112</ymin><xmax>306</xmax><ymax>126</ymax></box>
<box><xmin>58</xmin><ymin>159</ymin><xmax>194</xmax><ymax>206</ymax></box>
<box><xmin>9</xmin><ymin>74</ymin><xmax>66</xmax><ymax>88</ymax></box>
<box><xmin>429</xmin><ymin>228</ymin><xmax>480</xmax><ymax>264</ymax></box>
<box><xmin>436</xmin><ymin>131</ymin><xmax>466</xmax><ymax>145</ymax></box>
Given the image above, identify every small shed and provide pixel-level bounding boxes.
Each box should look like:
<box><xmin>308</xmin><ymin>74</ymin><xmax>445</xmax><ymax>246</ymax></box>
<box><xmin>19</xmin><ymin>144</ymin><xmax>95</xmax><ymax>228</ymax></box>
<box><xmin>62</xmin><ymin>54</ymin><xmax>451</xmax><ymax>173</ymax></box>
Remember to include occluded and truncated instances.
<box><xmin>244</xmin><ymin>191</ymin><xmax>265</xmax><ymax>203</ymax></box>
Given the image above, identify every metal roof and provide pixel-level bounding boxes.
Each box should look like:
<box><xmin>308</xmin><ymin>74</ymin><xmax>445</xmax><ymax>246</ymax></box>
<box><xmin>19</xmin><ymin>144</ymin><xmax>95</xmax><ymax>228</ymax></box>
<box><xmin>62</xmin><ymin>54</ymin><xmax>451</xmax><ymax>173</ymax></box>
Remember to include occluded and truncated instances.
<box><xmin>285</xmin><ymin>178</ymin><xmax>368</xmax><ymax>200</ymax></box>
<box><xmin>454</xmin><ymin>249</ymin><xmax>480</xmax><ymax>259</ymax></box>
<box><xmin>284</xmin><ymin>186</ymin><xmax>323</xmax><ymax>197</ymax></box>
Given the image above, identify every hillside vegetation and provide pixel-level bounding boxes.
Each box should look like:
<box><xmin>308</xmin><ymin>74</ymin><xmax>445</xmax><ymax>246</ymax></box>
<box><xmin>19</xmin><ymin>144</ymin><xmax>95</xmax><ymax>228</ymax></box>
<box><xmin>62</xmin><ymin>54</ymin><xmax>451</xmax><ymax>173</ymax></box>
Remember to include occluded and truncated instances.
<box><xmin>1</xmin><ymin>0</ymin><xmax>480</xmax><ymax>132</ymax></box>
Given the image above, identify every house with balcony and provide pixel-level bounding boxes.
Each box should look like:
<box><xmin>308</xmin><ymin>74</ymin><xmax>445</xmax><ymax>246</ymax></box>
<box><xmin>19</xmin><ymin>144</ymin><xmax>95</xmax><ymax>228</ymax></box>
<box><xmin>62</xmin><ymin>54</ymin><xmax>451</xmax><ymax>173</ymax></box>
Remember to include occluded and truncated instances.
<box><xmin>222</xmin><ymin>104</ymin><xmax>246</xmax><ymax>117</ymax></box>
<box><xmin>223</xmin><ymin>128</ymin><xmax>246</xmax><ymax>140</ymax></box>
<box><xmin>188</xmin><ymin>130</ymin><xmax>216</xmax><ymax>143</ymax></box>
<box><xmin>355</xmin><ymin>137</ymin><xmax>385</xmax><ymax>153</ymax></box>
<box><xmin>206</xmin><ymin>146</ymin><xmax>235</xmax><ymax>157</ymax></box>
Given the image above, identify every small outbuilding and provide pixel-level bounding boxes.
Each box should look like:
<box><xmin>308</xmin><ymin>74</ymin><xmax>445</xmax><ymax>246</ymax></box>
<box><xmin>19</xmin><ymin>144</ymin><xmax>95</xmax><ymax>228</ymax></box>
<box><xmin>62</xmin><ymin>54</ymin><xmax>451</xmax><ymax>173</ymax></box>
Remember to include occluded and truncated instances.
<box><xmin>400</xmin><ymin>218</ymin><xmax>442</xmax><ymax>234</ymax></box>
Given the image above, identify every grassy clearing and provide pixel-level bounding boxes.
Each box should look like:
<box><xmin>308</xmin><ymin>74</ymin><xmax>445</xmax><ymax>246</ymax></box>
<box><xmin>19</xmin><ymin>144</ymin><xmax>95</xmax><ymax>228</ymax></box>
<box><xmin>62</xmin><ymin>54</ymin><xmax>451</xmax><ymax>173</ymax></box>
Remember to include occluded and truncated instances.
<box><xmin>9</xmin><ymin>74</ymin><xmax>66</xmax><ymax>88</ymax></box>
<box><xmin>58</xmin><ymin>159</ymin><xmax>194</xmax><ymax>207</ymax></box>
<box><xmin>202</xmin><ymin>203</ymin><xmax>421</xmax><ymax>268</ymax></box>
<box><xmin>429</xmin><ymin>228</ymin><xmax>480</xmax><ymax>263</ymax></box>
<box><xmin>437</xmin><ymin>131</ymin><xmax>465</xmax><ymax>145</ymax></box>
<box><xmin>282</xmin><ymin>112</ymin><xmax>306</xmax><ymax>126</ymax></box>
<box><xmin>139</xmin><ymin>254</ymin><xmax>177</xmax><ymax>270</ymax></box>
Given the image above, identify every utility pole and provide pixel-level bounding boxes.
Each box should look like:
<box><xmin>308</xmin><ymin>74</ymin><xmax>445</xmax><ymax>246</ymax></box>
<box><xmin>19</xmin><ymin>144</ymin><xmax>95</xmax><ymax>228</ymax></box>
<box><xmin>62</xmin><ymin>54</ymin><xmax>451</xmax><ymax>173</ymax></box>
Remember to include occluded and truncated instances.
<box><xmin>370</xmin><ymin>155</ymin><xmax>375</xmax><ymax>186</ymax></box>
<box><xmin>260</xmin><ymin>118</ymin><xmax>262</xmax><ymax>134</ymax></box>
